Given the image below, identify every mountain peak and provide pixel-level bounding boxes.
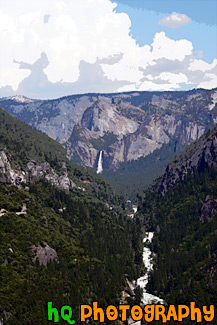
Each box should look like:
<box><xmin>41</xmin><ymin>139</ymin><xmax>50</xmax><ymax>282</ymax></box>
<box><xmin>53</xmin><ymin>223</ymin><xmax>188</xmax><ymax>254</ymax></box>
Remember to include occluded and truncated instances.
<box><xmin>7</xmin><ymin>95</ymin><xmax>34</xmax><ymax>103</ymax></box>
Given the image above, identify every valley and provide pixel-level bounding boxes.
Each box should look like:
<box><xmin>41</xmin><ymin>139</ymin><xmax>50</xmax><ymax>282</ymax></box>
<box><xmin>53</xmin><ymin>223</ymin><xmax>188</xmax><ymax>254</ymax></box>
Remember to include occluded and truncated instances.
<box><xmin>0</xmin><ymin>108</ymin><xmax>143</xmax><ymax>323</ymax></box>
<box><xmin>0</xmin><ymin>88</ymin><xmax>217</xmax><ymax>324</ymax></box>
<box><xmin>1</xmin><ymin>88</ymin><xmax>217</xmax><ymax>197</ymax></box>
<box><xmin>1</xmin><ymin>0</ymin><xmax>216</xmax><ymax>322</ymax></box>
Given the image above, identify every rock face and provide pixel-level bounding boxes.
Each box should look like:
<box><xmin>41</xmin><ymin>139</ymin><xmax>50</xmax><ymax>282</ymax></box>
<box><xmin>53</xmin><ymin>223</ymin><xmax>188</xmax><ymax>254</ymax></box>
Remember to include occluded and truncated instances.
<box><xmin>27</xmin><ymin>160</ymin><xmax>76</xmax><ymax>190</ymax></box>
<box><xmin>158</xmin><ymin>125</ymin><xmax>217</xmax><ymax>196</ymax></box>
<box><xmin>0</xmin><ymin>150</ymin><xmax>76</xmax><ymax>191</ymax></box>
<box><xmin>0</xmin><ymin>151</ymin><xmax>27</xmax><ymax>185</ymax></box>
<box><xmin>200</xmin><ymin>197</ymin><xmax>217</xmax><ymax>222</ymax></box>
<box><xmin>1</xmin><ymin>88</ymin><xmax>217</xmax><ymax>171</ymax></box>
<box><xmin>32</xmin><ymin>244</ymin><xmax>59</xmax><ymax>266</ymax></box>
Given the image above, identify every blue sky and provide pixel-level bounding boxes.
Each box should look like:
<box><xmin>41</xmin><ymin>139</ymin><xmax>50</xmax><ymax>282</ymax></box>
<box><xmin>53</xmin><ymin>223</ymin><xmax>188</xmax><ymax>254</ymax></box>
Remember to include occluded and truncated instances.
<box><xmin>112</xmin><ymin>0</ymin><xmax>217</xmax><ymax>63</ymax></box>
<box><xmin>0</xmin><ymin>0</ymin><xmax>216</xmax><ymax>99</ymax></box>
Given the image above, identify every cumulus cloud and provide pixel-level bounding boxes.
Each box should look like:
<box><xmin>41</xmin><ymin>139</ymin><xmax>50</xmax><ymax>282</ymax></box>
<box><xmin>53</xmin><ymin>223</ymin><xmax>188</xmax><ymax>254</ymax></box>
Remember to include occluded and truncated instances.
<box><xmin>0</xmin><ymin>0</ymin><xmax>134</xmax><ymax>93</ymax></box>
<box><xmin>198</xmin><ymin>74</ymin><xmax>217</xmax><ymax>89</ymax></box>
<box><xmin>158</xmin><ymin>12</ymin><xmax>191</xmax><ymax>28</ymax></box>
<box><xmin>188</xmin><ymin>59</ymin><xmax>217</xmax><ymax>72</ymax></box>
<box><xmin>11</xmin><ymin>53</ymin><xmax>131</xmax><ymax>98</ymax></box>
<box><xmin>0</xmin><ymin>0</ymin><xmax>216</xmax><ymax>99</ymax></box>
<box><xmin>101</xmin><ymin>32</ymin><xmax>193</xmax><ymax>81</ymax></box>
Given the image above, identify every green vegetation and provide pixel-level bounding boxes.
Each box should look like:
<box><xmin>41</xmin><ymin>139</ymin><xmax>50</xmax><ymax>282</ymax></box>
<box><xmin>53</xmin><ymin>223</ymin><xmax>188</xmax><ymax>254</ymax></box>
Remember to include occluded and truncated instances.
<box><xmin>1</xmin><ymin>102</ymin><xmax>217</xmax><ymax>324</ymax></box>
<box><xmin>138</xmin><ymin>168</ymin><xmax>217</xmax><ymax>324</ymax></box>
<box><xmin>0</xmin><ymin>108</ymin><xmax>66</xmax><ymax>169</ymax></box>
<box><xmin>0</xmin><ymin>108</ymin><xmax>143</xmax><ymax>324</ymax></box>
<box><xmin>135</xmin><ymin>125</ymin><xmax>217</xmax><ymax>323</ymax></box>
<box><xmin>103</xmin><ymin>141</ymin><xmax>176</xmax><ymax>200</ymax></box>
<box><xmin>90</xmin><ymin>133</ymin><xmax>117</xmax><ymax>151</ymax></box>
<box><xmin>0</xmin><ymin>180</ymin><xmax>142</xmax><ymax>324</ymax></box>
<box><xmin>0</xmin><ymin>107</ymin><xmax>120</xmax><ymax>201</ymax></box>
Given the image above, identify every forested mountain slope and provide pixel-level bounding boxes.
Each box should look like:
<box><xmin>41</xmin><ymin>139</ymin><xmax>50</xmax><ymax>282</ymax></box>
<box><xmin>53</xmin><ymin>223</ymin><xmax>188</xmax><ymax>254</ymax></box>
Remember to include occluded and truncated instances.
<box><xmin>139</xmin><ymin>125</ymin><xmax>217</xmax><ymax>323</ymax></box>
<box><xmin>1</xmin><ymin>88</ymin><xmax>217</xmax><ymax>197</ymax></box>
<box><xmin>0</xmin><ymin>108</ymin><xmax>143</xmax><ymax>324</ymax></box>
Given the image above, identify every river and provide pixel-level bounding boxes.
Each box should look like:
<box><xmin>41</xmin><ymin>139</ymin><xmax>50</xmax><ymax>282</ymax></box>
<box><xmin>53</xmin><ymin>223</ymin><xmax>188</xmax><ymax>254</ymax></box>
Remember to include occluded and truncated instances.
<box><xmin>136</xmin><ymin>232</ymin><xmax>164</xmax><ymax>305</ymax></box>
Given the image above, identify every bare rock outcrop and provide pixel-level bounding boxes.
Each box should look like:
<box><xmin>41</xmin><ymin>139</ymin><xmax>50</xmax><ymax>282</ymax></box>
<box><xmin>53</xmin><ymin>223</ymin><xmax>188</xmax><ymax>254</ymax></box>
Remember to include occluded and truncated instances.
<box><xmin>27</xmin><ymin>160</ymin><xmax>76</xmax><ymax>190</ymax></box>
<box><xmin>32</xmin><ymin>244</ymin><xmax>59</xmax><ymax>266</ymax></box>
<box><xmin>0</xmin><ymin>151</ymin><xmax>76</xmax><ymax>191</ymax></box>
<box><xmin>1</xmin><ymin>88</ymin><xmax>217</xmax><ymax>172</ymax></box>
<box><xmin>200</xmin><ymin>197</ymin><xmax>217</xmax><ymax>222</ymax></box>
<box><xmin>159</xmin><ymin>126</ymin><xmax>217</xmax><ymax>196</ymax></box>
<box><xmin>0</xmin><ymin>151</ymin><xmax>27</xmax><ymax>185</ymax></box>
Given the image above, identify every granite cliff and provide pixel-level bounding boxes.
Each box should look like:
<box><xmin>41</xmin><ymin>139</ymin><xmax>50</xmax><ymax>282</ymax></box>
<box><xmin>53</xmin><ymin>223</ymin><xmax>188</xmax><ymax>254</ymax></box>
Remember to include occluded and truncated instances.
<box><xmin>0</xmin><ymin>89</ymin><xmax>216</xmax><ymax>171</ymax></box>
<box><xmin>159</xmin><ymin>124</ymin><xmax>217</xmax><ymax>196</ymax></box>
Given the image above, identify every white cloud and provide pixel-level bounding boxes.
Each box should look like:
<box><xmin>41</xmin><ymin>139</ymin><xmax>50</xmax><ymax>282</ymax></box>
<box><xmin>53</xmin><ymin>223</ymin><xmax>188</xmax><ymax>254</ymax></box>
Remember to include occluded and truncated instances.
<box><xmin>101</xmin><ymin>32</ymin><xmax>193</xmax><ymax>83</ymax></box>
<box><xmin>0</xmin><ymin>0</ymin><xmax>216</xmax><ymax>98</ymax></box>
<box><xmin>120</xmin><ymin>81</ymin><xmax>174</xmax><ymax>92</ymax></box>
<box><xmin>156</xmin><ymin>72</ymin><xmax>188</xmax><ymax>84</ymax></box>
<box><xmin>158</xmin><ymin>12</ymin><xmax>191</xmax><ymax>28</ymax></box>
<box><xmin>0</xmin><ymin>0</ymin><xmax>133</xmax><ymax>88</ymax></box>
<box><xmin>151</xmin><ymin>32</ymin><xmax>193</xmax><ymax>61</ymax></box>
<box><xmin>188</xmin><ymin>59</ymin><xmax>217</xmax><ymax>72</ymax></box>
<box><xmin>198</xmin><ymin>74</ymin><xmax>217</xmax><ymax>89</ymax></box>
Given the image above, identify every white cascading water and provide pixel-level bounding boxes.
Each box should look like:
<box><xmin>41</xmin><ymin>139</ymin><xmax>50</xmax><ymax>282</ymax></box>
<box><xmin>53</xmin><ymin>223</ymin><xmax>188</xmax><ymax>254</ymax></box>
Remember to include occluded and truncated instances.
<box><xmin>129</xmin><ymin>208</ymin><xmax>164</xmax><ymax>325</ymax></box>
<box><xmin>136</xmin><ymin>232</ymin><xmax>164</xmax><ymax>305</ymax></box>
<box><xmin>96</xmin><ymin>151</ymin><xmax>103</xmax><ymax>174</ymax></box>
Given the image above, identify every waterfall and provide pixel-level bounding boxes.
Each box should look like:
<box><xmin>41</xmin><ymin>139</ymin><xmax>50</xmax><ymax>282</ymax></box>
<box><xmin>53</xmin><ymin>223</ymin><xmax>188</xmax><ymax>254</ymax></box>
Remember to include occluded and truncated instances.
<box><xmin>96</xmin><ymin>151</ymin><xmax>103</xmax><ymax>174</ymax></box>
